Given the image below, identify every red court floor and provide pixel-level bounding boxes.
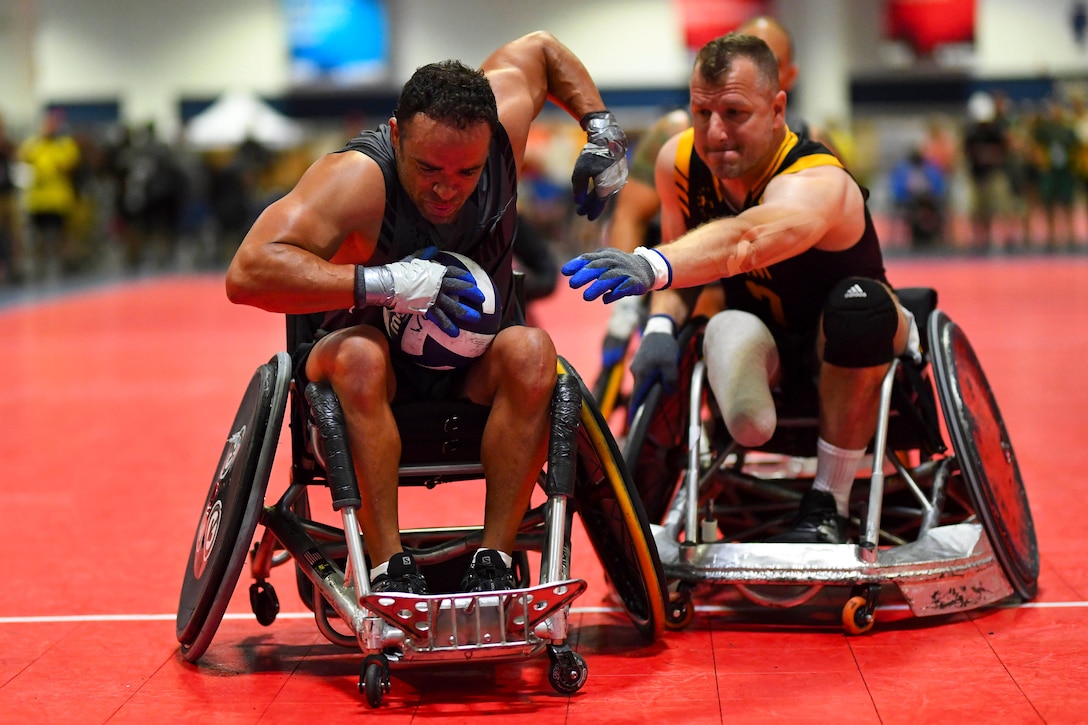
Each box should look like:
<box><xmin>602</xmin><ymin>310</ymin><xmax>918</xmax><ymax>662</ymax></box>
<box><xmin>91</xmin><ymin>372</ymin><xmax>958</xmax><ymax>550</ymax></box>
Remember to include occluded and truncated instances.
<box><xmin>2</xmin><ymin>253</ymin><xmax>1087</xmax><ymax>724</ymax></box>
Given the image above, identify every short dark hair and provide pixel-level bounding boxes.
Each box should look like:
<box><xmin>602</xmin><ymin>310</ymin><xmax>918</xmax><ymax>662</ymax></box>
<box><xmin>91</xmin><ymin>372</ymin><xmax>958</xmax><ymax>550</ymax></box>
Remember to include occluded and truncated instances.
<box><xmin>694</xmin><ymin>33</ymin><xmax>780</xmax><ymax>92</ymax></box>
<box><xmin>395</xmin><ymin>60</ymin><xmax>499</xmax><ymax>132</ymax></box>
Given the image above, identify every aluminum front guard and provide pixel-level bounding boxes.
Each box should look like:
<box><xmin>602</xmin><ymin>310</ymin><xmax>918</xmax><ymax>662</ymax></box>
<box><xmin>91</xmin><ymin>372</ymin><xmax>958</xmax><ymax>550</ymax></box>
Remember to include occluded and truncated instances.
<box><xmin>358</xmin><ymin>579</ymin><xmax>587</xmax><ymax>665</ymax></box>
<box><xmin>654</xmin><ymin>522</ymin><xmax>1013</xmax><ymax>616</ymax></box>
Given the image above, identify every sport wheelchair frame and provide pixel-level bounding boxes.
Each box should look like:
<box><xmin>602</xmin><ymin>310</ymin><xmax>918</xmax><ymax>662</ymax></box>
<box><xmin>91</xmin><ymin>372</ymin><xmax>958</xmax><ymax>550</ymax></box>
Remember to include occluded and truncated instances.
<box><xmin>176</xmin><ymin>313</ymin><xmax>667</xmax><ymax>706</ymax></box>
<box><xmin>622</xmin><ymin>287</ymin><xmax>1038</xmax><ymax>633</ymax></box>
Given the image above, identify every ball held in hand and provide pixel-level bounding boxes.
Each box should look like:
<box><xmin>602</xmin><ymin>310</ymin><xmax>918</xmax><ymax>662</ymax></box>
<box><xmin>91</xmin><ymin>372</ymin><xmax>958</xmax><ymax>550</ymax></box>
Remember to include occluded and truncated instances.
<box><xmin>383</xmin><ymin>251</ymin><xmax>501</xmax><ymax>370</ymax></box>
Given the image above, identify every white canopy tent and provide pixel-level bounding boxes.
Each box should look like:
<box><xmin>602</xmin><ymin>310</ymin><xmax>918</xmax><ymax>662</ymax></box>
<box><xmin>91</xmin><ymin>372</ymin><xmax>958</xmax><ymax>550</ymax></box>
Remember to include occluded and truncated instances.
<box><xmin>185</xmin><ymin>91</ymin><xmax>307</xmax><ymax>150</ymax></box>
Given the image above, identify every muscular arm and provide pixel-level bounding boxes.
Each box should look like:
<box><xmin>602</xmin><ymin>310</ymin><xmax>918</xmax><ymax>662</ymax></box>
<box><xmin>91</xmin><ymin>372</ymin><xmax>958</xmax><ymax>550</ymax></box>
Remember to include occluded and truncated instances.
<box><xmin>481</xmin><ymin>30</ymin><xmax>607</xmax><ymax>169</ymax></box>
<box><xmin>224</xmin><ymin>151</ymin><xmax>386</xmax><ymax>313</ymax></box>
<box><xmin>652</xmin><ymin>134</ymin><xmax>866</xmax><ymax>290</ymax></box>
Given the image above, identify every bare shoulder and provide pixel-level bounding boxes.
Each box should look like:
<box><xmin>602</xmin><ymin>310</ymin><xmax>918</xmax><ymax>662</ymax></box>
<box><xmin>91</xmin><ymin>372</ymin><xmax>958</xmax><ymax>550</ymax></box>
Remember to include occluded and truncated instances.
<box><xmin>249</xmin><ymin>149</ymin><xmax>386</xmax><ymax>261</ymax></box>
<box><xmin>764</xmin><ymin>165</ymin><xmax>865</xmax><ymax>248</ymax></box>
<box><xmin>655</xmin><ymin>131</ymin><xmax>684</xmax><ymax>172</ymax></box>
<box><xmin>290</xmin><ymin>151</ymin><xmax>386</xmax><ymax>224</ymax></box>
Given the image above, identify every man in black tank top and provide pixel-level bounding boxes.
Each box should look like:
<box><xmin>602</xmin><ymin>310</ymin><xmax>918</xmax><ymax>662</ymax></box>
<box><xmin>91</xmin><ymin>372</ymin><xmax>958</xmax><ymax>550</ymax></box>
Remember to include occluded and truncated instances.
<box><xmin>565</xmin><ymin>33</ymin><xmax>920</xmax><ymax>545</ymax></box>
<box><xmin>225</xmin><ymin>32</ymin><xmax>627</xmax><ymax>594</ymax></box>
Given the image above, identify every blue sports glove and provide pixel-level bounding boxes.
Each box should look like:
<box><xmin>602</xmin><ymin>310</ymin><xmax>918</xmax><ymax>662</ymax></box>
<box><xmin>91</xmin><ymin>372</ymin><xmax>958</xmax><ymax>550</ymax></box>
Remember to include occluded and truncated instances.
<box><xmin>563</xmin><ymin>247</ymin><xmax>671</xmax><ymax>303</ymax></box>
<box><xmin>628</xmin><ymin>316</ymin><xmax>679</xmax><ymax>414</ymax></box>
<box><xmin>405</xmin><ymin>246</ymin><xmax>485</xmax><ymax>337</ymax></box>
<box><xmin>571</xmin><ymin>111</ymin><xmax>628</xmax><ymax>221</ymax></box>
<box><xmin>357</xmin><ymin>246</ymin><xmax>486</xmax><ymax>338</ymax></box>
<box><xmin>427</xmin><ymin>266</ymin><xmax>485</xmax><ymax>337</ymax></box>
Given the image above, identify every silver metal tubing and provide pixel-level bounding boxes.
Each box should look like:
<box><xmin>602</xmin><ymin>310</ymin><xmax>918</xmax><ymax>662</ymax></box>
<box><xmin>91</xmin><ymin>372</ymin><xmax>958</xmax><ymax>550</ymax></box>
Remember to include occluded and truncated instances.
<box><xmin>398</xmin><ymin>462</ymin><xmax>485</xmax><ymax>478</ymax></box>
<box><xmin>889</xmin><ymin>454</ymin><xmax>931</xmax><ymax>513</ymax></box>
<box><xmin>342</xmin><ymin>508</ymin><xmax>370</xmax><ymax>600</ymax></box>
<box><xmin>541</xmin><ymin>497</ymin><xmax>569</xmax><ymax>584</ymax></box>
<box><xmin>863</xmin><ymin>359</ymin><xmax>899</xmax><ymax>553</ymax></box>
<box><xmin>686</xmin><ymin>360</ymin><xmax>707</xmax><ymax>544</ymax></box>
<box><xmin>920</xmin><ymin>457</ymin><xmax>956</xmax><ymax>535</ymax></box>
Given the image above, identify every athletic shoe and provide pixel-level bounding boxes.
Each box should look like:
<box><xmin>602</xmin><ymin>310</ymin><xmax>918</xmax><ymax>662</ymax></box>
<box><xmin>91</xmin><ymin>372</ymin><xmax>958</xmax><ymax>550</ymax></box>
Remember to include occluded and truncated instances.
<box><xmin>371</xmin><ymin>552</ymin><xmax>428</xmax><ymax>595</ymax></box>
<box><xmin>768</xmin><ymin>490</ymin><xmax>849</xmax><ymax>544</ymax></box>
<box><xmin>459</xmin><ymin>549</ymin><xmax>517</xmax><ymax>592</ymax></box>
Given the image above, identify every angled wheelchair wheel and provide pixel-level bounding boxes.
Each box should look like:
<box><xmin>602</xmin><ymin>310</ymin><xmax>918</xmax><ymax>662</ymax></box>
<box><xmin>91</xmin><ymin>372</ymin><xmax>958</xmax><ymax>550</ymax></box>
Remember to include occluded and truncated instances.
<box><xmin>560</xmin><ymin>358</ymin><xmax>668</xmax><ymax>643</ymax></box>
<box><xmin>176</xmin><ymin>352</ymin><xmax>291</xmax><ymax>661</ymax></box>
<box><xmin>622</xmin><ymin>321</ymin><xmax>703</xmax><ymax>524</ymax></box>
<box><xmin>624</xmin><ymin>382</ymin><xmax>685</xmax><ymax>525</ymax></box>
<box><xmin>929</xmin><ymin>310</ymin><xmax>1039</xmax><ymax>601</ymax></box>
<box><xmin>591</xmin><ymin>358</ymin><xmax>628</xmax><ymax>423</ymax></box>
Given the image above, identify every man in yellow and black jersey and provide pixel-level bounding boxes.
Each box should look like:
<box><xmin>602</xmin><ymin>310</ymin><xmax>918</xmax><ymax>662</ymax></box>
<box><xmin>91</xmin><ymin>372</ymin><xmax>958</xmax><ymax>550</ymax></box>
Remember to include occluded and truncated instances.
<box><xmin>563</xmin><ymin>33</ymin><xmax>920</xmax><ymax>544</ymax></box>
<box><xmin>592</xmin><ymin>16</ymin><xmax>838</xmax><ymax>420</ymax></box>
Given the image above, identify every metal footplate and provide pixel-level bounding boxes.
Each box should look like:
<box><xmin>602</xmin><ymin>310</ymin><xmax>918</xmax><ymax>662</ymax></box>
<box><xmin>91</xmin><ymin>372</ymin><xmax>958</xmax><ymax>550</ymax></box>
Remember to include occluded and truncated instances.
<box><xmin>654</xmin><ymin>523</ymin><xmax>1013</xmax><ymax>617</ymax></box>
<box><xmin>361</xmin><ymin>579</ymin><xmax>587</xmax><ymax>664</ymax></box>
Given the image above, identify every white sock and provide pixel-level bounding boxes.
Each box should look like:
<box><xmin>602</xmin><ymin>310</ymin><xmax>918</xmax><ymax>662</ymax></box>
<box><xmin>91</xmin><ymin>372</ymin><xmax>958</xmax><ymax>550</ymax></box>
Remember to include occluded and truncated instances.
<box><xmin>474</xmin><ymin>548</ymin><xmax>513</xmax><ymax>568</ymax></box>
<box><xmin>369</xmin><ymin>560</ymin><xmax>389</xmax><ymax>582</ymax></box>
<box><xmin>812</xmin><ymin>437</ymin><xmax>866</xmax><ymax>517</ymax></box>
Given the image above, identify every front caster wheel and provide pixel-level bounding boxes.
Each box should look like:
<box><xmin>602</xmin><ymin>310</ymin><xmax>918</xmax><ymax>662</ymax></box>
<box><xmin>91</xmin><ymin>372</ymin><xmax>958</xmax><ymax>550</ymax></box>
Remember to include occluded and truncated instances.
<box><xmin>842</xmin><ymin>595</ymin><xmax>876</xmax><ymax>635</ymax></box>
<box><xmin>360</xmin><ymin>654</ymin><xmax>391</xmax><ymax>708</ymax></box>
<box><xmin>547</xmin><ymin>647</ymin><xmax>588</xmax><ymax>695</ymax></box>
<box><xmin>665</xmin><ymin>586</ymin><xmax>695</xmax><ymax>630</ymax></box>
<box><xmin>249</xmin><ymin>582</ymin><xmax>279</xmax><ymax>626</ymax></box>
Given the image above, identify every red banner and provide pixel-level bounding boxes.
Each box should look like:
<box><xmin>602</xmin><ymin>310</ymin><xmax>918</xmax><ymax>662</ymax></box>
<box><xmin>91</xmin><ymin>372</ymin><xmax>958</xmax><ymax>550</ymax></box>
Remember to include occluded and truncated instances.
<box><xmin>675</xmin><ymin>0</ymin><xmax>770</xmax><ymax>50</ymax></box>
<box><xmin>886</xmin><ymin>0</ymin><xmax>976</xmax><ymax>55</ymax></box>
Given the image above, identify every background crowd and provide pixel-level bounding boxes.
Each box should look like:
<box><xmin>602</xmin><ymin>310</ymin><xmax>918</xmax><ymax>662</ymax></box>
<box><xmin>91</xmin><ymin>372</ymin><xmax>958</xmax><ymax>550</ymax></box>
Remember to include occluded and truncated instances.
<box><xmin>2</xmin><ymin>85</ymin><xmax>1088</xmax><ymax>292</ymax></box>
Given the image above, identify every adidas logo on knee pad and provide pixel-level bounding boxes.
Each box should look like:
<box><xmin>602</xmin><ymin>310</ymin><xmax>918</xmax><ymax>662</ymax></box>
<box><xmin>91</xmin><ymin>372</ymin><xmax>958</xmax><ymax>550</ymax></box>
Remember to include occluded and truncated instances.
<box><xmin>843</xmin><ymin>283</ymin><xmax>867</xmax><ymax>299</ymax></box>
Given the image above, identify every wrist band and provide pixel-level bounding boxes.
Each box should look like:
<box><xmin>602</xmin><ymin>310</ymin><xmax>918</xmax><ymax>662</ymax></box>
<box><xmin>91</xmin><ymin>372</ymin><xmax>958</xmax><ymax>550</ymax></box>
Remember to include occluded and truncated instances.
<box><xmin>644</xmin><ymin>314</ymin><xmax>676</xmax><ymax>337</ymax></box>
<box><xmin>633</xmin><ymin>246</ymin><xmax>673</xmax><ymax>290</ymax></box>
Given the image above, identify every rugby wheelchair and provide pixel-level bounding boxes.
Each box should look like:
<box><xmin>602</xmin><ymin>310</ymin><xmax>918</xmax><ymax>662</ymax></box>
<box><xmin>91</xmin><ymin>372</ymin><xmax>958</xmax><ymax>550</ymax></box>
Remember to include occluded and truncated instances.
<box><xmin>622</xmin><ymin>287</ymin><xmax>1038</xmax><ymax>633</ymax></box>
<box><xmin>175</xmin><ymin>310</ymin><xmax>667</xmax><ymax>707</ymax></box>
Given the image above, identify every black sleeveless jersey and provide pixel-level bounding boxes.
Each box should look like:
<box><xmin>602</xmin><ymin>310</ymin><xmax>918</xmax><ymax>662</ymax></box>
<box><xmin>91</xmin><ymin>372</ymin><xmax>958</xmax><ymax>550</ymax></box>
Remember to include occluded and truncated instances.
<box><xmin>322</xmin><ymin>122</ymin><xmax>521</xmax><ymax>332</ymax></box>
<box><xmin>672</xmin><ymin>126</ymin><xmax>886</xmax><ymax>337</ymax></box>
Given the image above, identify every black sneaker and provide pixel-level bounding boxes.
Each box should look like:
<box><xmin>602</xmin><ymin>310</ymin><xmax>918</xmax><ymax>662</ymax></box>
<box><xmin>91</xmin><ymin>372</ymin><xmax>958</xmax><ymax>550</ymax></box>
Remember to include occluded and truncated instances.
<box><xmin>371</xmin><ymin>552</ymin><xmax>428</xmax><ymax>595</ymax></box>
<box><xmin>768</xmin><ymin>490</ymin><xmax>849</xmax><ymax>544</ymax></box>
<box><xmin>459</xmin><ymin>549</ymin><xmax>517</xmax><ymax>592</ymax></box>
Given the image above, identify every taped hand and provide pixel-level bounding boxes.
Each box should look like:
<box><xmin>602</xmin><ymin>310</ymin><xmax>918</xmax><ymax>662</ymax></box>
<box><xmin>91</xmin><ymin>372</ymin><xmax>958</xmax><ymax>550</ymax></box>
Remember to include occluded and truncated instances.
<box><xmin>571</xmin><ymin>111</ymin><xmax>628</xmax><ymax>221</ymax></box>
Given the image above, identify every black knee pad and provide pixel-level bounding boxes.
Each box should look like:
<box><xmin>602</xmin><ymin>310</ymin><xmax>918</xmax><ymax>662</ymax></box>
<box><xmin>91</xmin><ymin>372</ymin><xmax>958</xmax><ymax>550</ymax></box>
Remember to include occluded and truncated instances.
<box><xmin>822</xmin><ymin>277</ymin><xmax>898</xmax><ymax>368</ymax></box>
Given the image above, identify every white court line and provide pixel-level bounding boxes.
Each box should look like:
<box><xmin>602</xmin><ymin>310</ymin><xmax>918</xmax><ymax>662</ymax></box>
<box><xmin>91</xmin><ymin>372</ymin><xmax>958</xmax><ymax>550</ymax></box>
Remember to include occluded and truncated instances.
<box><xmin>1</xmin><ymin>600</ymin><xmax>1085</xmax><ymax>625</ymax></box>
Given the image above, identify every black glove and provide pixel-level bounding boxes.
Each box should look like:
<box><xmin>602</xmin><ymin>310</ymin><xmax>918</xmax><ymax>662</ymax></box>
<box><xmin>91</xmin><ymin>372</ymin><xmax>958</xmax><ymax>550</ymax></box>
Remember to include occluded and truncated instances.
<box><xmin>426</xmin><ymin>266</ymin><xmax>485</xmax><ymax>337</ymax></box>
<box><xmin>571</xmin><ymin>111</ymin><xmax>629</xmax><ymax>221</ymax></box>
<box><xmin>562</xmin><ymin>247</ymin><xmax>660</xmax><ymax>303</ymax></box>
<box><xmin>629</xmin><ymin>316</ymin><xmax>679</xmax><ymax>413</ymax></box>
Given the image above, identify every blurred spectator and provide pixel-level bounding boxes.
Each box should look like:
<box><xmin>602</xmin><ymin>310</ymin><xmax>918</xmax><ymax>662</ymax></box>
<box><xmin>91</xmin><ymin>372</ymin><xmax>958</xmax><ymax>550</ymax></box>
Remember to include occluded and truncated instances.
<box><xmin>0</xmin><ymin>115</ymin><xmax>22</xmax><ymax>283</ymax></box>
<box><xmin>1032</xmin><ymin>97</ymin><xmax>1078</xmax><ymax>250</ymax></box>
<box><xmin>118</xmin><ymin>121</ymin><xmax>187</xmax><ymax>270</ymax></box>
<box><xmin>921</xmin><ymin>115</ymin><xmax>959</xmax><ymax>179</ymax></box>
<box><xmin>889</xmin><ymin>147</ymin><xmax>948</xmax><ymax>248</ymax></box>
<box><xmin>17</xmin><ymin>109</ymin><xmax>82</xmax><ymax>279</ymax></box>
<box><xmin>1071</xmin><ymin>94</ymin><xmax>1088</xmax><ymax>245</ymax></box>
<box><xmin>963</xmin><ymin>91</ymin><xmax>1014</xmax><ymax>251</ymax></box>
<box><xmin>206</xmin><ymin>136</ymin><xmax>272</xmax><ymax>267</ymax></box>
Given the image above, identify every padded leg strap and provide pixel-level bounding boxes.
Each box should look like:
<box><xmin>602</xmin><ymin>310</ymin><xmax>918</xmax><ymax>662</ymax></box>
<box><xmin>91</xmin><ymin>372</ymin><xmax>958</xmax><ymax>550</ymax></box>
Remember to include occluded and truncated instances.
<box><xmin>305</xmin><ymin>382</ymin><xmax>362</xmax><ymax>511</ymax></box>
<box><xmin>703</xmin><ymin>310</ymin><xmax>779</xmax><ymax>448</ymax></box>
